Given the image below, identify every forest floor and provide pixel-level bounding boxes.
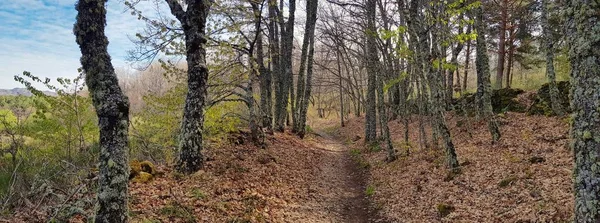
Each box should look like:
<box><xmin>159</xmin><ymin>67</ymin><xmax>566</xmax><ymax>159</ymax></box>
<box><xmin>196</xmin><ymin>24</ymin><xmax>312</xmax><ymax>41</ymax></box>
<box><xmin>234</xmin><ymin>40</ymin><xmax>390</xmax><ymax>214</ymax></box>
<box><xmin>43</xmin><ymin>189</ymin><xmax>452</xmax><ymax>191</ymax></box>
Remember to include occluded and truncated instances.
<box><xmin>120</xmin><ymin>130</ymin><xmax>379</xmax><ymax>223</ymax></box>
<box><xmin>330</xmin><ymin>112</ymin><xmax>573</xmax><ymax>222</ymax></box>
<box><xmin>4</xmin><ymin>112</ymin><xmax>573</xmax><ymax>222</ymax></box>
<box><xmin>7</xmin><ymin>129</ymin><xmax>377</xmax><ymax>223</ymax></box>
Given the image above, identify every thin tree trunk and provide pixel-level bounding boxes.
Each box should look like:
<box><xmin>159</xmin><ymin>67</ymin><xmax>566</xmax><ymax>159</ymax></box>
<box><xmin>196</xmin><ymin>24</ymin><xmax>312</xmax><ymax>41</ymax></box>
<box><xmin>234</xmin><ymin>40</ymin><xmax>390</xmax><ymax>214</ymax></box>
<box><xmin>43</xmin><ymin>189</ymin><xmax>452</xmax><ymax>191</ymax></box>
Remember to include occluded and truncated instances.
<box><xmin>495</xmin><ymin>2</ymin><xmax>507</xmax><ymax>89</ymax></box>
<box><xmin>541</xmin><ymin>0</ymin><xmax>565</xmax><ymax>116</ymax></box>
<box><xmin>364</xmin><ymin>0</ymin><xmax>378</xmax><ymax>143</ymax></box>
<box><xmin>505</xmin><ymin>26</ymin><xmax>515</xmax><ymax>89</ymax></box>
<box><xmin>74</xmin><ymin>0</ymin><xmax>129</xmax><ymax>221</ymax></box>
<box><xmin>258</xmin><ymin>3</ymin><xmax>272</xmax><ymax>131</ymax></box>
<box><xmin>474</xmin><ymin>4</ymin><xmax>501</xmax><ymax>143</ymax></box>
<box><xmin>463</xmin><ymin>38</ymin><xmax>471</xmax><ymax>92</ymax></box>
<box><xmin>429</xmin><ymin>1</ymin><xmax>459</xmax><ymax>169</ymax></box>
<box><xmin>337</xmin><ymin>46</ymin><xmax>345</xmax><ymax>127</ymax></box>
<box><xmin>296</xmin><ymin>0</ymin><xmax>318</xmax><ymax>138</ymax></box>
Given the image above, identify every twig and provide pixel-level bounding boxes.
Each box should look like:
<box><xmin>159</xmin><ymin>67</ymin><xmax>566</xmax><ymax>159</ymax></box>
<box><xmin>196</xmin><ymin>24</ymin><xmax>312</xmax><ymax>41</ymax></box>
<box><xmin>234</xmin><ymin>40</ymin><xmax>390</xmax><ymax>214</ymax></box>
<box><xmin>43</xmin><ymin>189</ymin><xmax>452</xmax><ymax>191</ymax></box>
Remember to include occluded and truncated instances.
<box><xmin>47</xmin><ymin>183</ymin><xmax>85</xmax><ymax>222</ymax></box>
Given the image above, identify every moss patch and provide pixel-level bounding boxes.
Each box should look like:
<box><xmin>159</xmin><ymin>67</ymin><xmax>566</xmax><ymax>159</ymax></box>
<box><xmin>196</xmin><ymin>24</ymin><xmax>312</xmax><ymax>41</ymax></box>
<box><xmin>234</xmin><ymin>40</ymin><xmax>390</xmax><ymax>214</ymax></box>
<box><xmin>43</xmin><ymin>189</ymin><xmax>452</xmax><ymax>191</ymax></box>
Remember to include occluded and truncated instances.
<box><xmin>436</xmin><ymin>203</ymin><xmax>455</xmax><ymax>218</ymax></box>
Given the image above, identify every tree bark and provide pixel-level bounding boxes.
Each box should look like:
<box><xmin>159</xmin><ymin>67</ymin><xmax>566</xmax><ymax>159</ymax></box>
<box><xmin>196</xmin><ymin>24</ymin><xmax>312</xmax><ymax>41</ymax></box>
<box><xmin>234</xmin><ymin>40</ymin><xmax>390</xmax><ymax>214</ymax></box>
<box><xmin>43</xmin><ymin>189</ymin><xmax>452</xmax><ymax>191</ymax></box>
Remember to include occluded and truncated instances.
<box><xmin>463</xmin><ymin>37</ymin><xmax>471</xmax><ymax>92</ymax></box>
<box><xmin>474</xmin><ymin>4</ymin><xmax>501</xmax><ymax>143</ymax></box>
<box><xmin>564</xmin><ymin>1</ymin><xmax>600</xmax><ymax>222</ymax></box>
<box><xmin>275</xmin><ymin>0</ymin><xmax>296</xmax><ymax>132</ymax></box>
<box><xmin>74</xmin><ymin>0</ymin><xmax>129</xmax><ymax>221</ymax></box>
<box><xmin>541</xmin><ymin>0</ymin><xmax>565</xmax><ymax>116</ymax></box>
<box><xmin>266</xmin><ymin>0</ymin><xmax>280</xmax><ymax>132</ymax></box>
<box><xmin>495</xmin><ymin>1</ymin><xmax>507</xmax><ymax>89</ymax></box>
<box><xmin>364</xmin><ymin>0</ymin><xmax>378</xmax><ymax>143</ymax></box>
<box><xmin>429</xmin><ymin>1</ymin><xmax>459</xmax><ymax>169</ymax></box>
<box><xmin>165</xmin><ymin>0</ymin><xmax>211</xmax><ymax>174</ymax></box>
<box><xmin>295</xmin><ymin>0</ymin><xmax>318</xmax><ymax>138</ymax></box>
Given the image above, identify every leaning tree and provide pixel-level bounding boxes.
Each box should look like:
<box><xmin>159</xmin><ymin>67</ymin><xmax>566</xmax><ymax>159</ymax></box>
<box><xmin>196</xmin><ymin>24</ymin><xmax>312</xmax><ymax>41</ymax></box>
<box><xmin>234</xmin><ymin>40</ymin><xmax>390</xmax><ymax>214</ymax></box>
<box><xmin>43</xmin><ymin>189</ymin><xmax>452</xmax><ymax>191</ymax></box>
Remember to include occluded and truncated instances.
<box><xmin>74</xmin><ymin>0</ymin><xmax>130</xmax><ymax>221</ymax></box>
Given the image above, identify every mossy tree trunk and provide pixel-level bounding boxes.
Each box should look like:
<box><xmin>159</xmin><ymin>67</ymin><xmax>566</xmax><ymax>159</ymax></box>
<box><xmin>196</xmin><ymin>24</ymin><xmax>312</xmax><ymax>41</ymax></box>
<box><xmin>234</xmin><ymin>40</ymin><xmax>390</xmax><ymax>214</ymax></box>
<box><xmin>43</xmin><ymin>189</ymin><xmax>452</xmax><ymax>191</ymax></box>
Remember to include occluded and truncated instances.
<box><xmin>74</xmin><ymin>0</ymin><xmax>130</xmax><ymax>221</ymax></box>
<box><xmin>541</xmin><ymin>0</ymin><xmax>565</xmax><ymax>116</ymax></box>
<box><xmin>429</xmin><ymin>1</ymin><xmax>459</xmax><ymax>169</ymax></box>
<box><xmin>364</xmin><ymin>0</ymin><xmax>378</xmax><ymax>143</ymax></box>
<box><xmin>275</xmin><ymin>0</ymin><xmax>296</xmax><ymax>132</ymax></box>
<box><xmin>294</xmin><ymin>0</ymin><xmax>318</xmax><ymax>138</ymax></box>
<box><xmin>165</xmin><ymin>0</ymin><xmax>211</xmax><ymax>174</ymax></box>
<box><xmin>474</xmin><ymin>4</ymin><xmax>501</xmax><ymax>143</ymax></box>
<box><xmin>265</xmin><ymin>0</ymin><xmax>280</xmax><ymax>132</ymax></box>
<box><xmin>564</xmin><ymin>1</ymin><xmax>600</xmax><ymax>222</ymax></box>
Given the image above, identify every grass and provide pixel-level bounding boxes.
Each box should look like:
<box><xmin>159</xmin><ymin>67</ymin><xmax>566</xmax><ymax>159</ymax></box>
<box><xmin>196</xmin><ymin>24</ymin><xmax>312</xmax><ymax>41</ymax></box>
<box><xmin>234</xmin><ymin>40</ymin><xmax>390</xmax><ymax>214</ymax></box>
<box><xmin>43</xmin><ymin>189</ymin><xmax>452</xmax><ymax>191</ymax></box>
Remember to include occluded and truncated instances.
<box><xmin>365</xmin><ymin>185</ymin><xmax>376</xmax><ymax>196</ymax></box>
<box><xmin>191</xmin><ymin>188</ymin><xmax>207</xmax><ymax>200</ymax></box>
<box><xmin>160</xmin><ymin>202</ymin><xmax>195</xmax><ymax>222</ymax></box>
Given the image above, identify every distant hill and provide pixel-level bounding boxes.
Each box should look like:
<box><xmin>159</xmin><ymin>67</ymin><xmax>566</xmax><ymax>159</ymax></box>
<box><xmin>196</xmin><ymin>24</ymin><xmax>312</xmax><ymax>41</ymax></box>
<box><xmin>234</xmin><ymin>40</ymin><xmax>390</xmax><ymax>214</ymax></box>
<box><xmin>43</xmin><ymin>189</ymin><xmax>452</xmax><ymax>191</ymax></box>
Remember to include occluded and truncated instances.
<box><xmin>0</xmin><ymin>88</ymin><xmax>56</xmax><ymax>96</ymax></box>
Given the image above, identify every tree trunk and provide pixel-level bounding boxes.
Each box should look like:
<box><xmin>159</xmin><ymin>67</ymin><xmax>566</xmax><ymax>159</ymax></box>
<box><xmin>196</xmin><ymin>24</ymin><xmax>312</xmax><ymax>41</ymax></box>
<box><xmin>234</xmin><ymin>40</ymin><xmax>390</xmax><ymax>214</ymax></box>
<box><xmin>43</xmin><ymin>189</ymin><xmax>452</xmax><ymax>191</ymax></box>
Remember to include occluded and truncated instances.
<box><xmin>541</xmin><ymin>0</ymin><xmax>565</xmax><ymax>116</ymax></box>
<box><xmin>474</xmin><ymin>4</ymin><xmax>501</xmax><ymax>143</ymax></box>
<box><xmin>564</xmin><ymin>1</ymin><xmax>600</xmax><ymax>222</ymax></box>
<box><xmin>258</xmin><ymin>3</ymin><xmax>273</xmax><ymax>131</ymax></box>
<box><xmin>165</xmin><ymin>0</ymin><xmax>211</xmax><ymax>174</ymax></box>
<box><xmin>74</xmin><ymin>0</ymin><xmax>129</xmax><ymax>221</ymax></box>
<box><xmin>275</xmin><ymin>0</ymin><xmax>296</xmax><ymax>132</ymax></box>
<box><xmin>495</xmin><ymin>2</ymin><xmax>507</xmax><ymax>89</ymax></box>
<box><xmin>463</xmin><ymin>37</ymin><xmax>471</xmax><ymax>92</ymax></box>
<box><xmin>337</xmin><ymin>48</ymin><xmax>345</xmax><ymax>127</ymax></box>
<box><xmin>364</xmin><ymin>0</ymin><xmax>378</xmax><ymax>143</ymax></box>
<box><xmin>429</xmin><ymin>2</ymin><xmax>459</xmax><ymax>169</ymax></box>
<box><xmin>295</xmin><ymin>0</ymin><xmax>318</xmax><ymax>138</ymax></box>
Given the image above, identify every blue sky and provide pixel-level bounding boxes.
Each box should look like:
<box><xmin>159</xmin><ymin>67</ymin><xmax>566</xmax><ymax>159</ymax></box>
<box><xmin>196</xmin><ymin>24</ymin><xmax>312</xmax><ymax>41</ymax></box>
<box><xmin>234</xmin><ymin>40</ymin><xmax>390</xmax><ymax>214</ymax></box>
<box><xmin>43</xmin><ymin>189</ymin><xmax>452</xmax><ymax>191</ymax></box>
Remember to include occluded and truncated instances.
<box><xmin>0</xmin><ymin>0</ymin><xmax>160</xmax><ymax>89</ymax></box>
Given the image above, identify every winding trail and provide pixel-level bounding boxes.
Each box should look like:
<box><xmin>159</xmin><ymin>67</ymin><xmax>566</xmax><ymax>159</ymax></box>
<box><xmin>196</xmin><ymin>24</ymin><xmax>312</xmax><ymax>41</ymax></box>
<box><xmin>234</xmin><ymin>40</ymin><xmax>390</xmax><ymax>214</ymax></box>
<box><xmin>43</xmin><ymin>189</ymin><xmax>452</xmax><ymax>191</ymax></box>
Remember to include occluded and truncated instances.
<box><xmin>283</xmin><ymin>130</ymin><xmax>372</xmax><ymax>222</ymax></box>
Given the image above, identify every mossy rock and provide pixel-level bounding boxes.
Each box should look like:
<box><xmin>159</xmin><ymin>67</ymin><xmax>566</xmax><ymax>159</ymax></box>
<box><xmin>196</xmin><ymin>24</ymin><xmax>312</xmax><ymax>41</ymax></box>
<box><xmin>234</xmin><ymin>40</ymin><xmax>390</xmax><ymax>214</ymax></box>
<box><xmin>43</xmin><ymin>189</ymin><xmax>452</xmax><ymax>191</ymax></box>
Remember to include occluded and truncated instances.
<box><xmin>132</xmin><ymin>172</ymin><xmax>154</xmax><ymax>183</ymax></box>
<box><xmin>452</xmin><ymin>88</ymin><xmax>526</xmax><ymax>115</ymax></box>
<box><xmin>527</xmin><ymin>81</ymin><xmax>571</xmax><ymax>116</ymax></box>
<box><xmin>129</xmin><ymin>160</ymin><xmax>156</xmax><ymax>182</ymax></box>
<box><xmin>491</xmin><ymin>88</ymin><xmax>526</xmax><ymax>113</ymax></box>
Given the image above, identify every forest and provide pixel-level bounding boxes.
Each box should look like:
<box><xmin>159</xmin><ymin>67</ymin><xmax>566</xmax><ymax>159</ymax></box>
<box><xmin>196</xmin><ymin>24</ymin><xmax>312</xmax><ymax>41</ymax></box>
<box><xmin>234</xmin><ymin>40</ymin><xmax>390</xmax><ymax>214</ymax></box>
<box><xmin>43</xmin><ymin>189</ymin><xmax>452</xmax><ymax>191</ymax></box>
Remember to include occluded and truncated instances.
<box><xmin>0</xmin><ymin>0</ymin><xmax>599</xmax><ymax>222</ymax></box>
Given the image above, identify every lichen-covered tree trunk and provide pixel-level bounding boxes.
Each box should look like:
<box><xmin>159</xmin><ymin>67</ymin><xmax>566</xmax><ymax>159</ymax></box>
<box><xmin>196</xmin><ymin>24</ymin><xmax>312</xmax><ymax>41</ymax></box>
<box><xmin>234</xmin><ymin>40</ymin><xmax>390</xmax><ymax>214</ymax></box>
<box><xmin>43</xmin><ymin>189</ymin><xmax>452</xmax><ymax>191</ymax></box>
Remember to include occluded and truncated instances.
<box><xmin>275</xmin><ymin>0</ymin><xmax>296</xmax><ymax>132</ymax></box>
<box><xmin>376</xmin><ymin>65</ymin><xmax>396</xmax><ymax>162</ymax></box>
<box><xmin>463</xmin><ymin>36</ymin><xmax>471</xmax><ymax>92</ymax></box>
<box><xmin>293</xmin><ymin>0</ymin><xmax>317</xmax><ymax>135</ymax></box>
<box><xmin>257</xmin><ymin>5</ymin><xmax>272</xmax><ymax>131</ymax></box>
<box><xmin>474</xmin><ymin>5</ymin><xmax>501</xmax><ymax>143</ymax></box>
<box><xmin>295</xmin><ymin>0</ymin><xmax>318</xmax><ymax>138</ymax></box>
<box><xmin>74</xmin><ymin>0</ymin><xmax>129</xmax><ymax>221</ymax></box>
<box><xmin>165</xmin><ymin>0</ymin><xmax>211</xmax><ymax>174</ymax></box>
<box><xmin>429</xmin><ymin>2</ymin><xmax>459</xmax><ymax>169</ymax></box>
<box><xmin>364</xmin><ymin>0</ymin><xmax>378</xmax><ymax>143</ymax></box>
<box><xmin>541</xmin><ymin>0</ymin><xmax>565</xmax><ymax>116</ymax></box>
<box><xmin>564</xmin><ymin>1</ymin><xmax>600</xmax><ymax>222</ymax></box>
<box><xmin>266</xmin><ymin>0</ymin><xmax>280</xmax><ymax>132</ymax></box>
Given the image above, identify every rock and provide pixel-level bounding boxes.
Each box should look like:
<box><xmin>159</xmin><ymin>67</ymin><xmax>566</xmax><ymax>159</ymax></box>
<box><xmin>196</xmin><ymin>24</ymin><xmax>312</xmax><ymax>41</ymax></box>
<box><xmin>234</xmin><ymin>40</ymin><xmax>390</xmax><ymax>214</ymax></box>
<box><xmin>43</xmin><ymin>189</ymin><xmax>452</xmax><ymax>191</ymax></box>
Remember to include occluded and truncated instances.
<box><xmin>527</xmin><ymin>81</ymin><xmax>571</xmax><ymax>116</ymax></box>
<box><xmin>452</xmin><ymin>88</ymin><xmax>527</xmax><ymax>115</ymax></box>
<box><xmin>129</xmin><ymin>160</ymin><xmax>156</xmax><ymax>182</ymax></box>
<box><xmin>491</xmin><ymin>88</ymin><xmax>526</xmax><ymax>113</ymax></box>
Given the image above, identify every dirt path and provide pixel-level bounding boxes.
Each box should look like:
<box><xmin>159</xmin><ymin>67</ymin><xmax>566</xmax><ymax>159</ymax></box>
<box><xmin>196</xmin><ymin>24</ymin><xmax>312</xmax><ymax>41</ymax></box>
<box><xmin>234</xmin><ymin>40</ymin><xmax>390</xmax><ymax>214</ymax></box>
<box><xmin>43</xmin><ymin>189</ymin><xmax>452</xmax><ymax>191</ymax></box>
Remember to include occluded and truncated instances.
<box><xmin>282</xmin><ymin>130</ymin><xmax>372</xmax><ymax>222</ymax></box>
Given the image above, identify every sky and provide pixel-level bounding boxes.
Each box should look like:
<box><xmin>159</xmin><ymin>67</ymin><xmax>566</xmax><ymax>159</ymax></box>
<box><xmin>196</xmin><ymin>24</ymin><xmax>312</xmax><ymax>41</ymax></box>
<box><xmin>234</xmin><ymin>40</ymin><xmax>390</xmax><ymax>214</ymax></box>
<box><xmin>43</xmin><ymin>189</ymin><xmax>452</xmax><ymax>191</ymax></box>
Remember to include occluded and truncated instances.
<box><xmin>0</xmin><ymin>0</ymin><xmax>160</xmax><ymax>89</ymax></box>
